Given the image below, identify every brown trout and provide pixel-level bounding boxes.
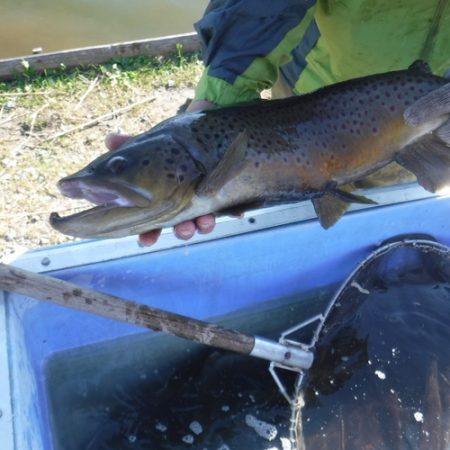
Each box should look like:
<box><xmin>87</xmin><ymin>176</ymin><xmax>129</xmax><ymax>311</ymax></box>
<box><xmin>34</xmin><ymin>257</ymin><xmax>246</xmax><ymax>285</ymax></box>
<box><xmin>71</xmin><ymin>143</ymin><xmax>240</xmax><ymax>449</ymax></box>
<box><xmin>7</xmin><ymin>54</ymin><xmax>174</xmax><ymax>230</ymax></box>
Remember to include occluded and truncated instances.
<box><xmin>50</xmin><ymin>62</ymin><xmax>450</xmax><ymax>239</ymax></box>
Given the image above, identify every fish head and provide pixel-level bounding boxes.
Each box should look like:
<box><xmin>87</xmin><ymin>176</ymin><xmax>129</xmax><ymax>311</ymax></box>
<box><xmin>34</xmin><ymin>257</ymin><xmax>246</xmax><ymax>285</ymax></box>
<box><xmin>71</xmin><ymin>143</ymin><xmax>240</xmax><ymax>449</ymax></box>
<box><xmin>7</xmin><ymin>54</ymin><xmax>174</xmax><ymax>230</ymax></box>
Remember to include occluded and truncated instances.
<box><xmin>50</xmin><ymin>131</ymin><xmax>206</xmax><ymax>238</ymax></box>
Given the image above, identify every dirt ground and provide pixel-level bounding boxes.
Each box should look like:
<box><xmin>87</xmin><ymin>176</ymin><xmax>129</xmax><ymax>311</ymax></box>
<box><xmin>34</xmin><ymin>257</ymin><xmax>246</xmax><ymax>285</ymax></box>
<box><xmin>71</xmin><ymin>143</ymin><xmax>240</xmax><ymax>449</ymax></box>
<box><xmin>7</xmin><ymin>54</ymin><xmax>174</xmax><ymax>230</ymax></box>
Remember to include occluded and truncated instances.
<box><xmin>0</xmin><ymin>59</ymin><xmax>203</xmax><ymax>260</ymax></box>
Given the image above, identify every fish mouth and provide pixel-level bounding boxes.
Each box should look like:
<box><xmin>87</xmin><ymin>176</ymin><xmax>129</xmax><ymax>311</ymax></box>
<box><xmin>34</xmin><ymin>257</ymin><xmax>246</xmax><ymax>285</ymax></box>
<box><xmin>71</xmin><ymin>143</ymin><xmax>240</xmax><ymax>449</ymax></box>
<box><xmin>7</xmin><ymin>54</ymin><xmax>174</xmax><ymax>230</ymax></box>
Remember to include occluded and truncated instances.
<box><xmin>50</xmin><ymin>177</ymin><xmax>161</xmax><ymax>238</ymax></box>
<box><xmin>50</xmin><ymin>177</ymin><xmax>192</xmax><ymax>239</ymax></box>
<box><xmin>49</xmin><ymin>201</ymin><xmax>177</xmax><ymax>239</ymax></box>
<box><xmin>57</xmin><ymin>177</ymin><xmax>153</xmax><ymax>208</ymax></box>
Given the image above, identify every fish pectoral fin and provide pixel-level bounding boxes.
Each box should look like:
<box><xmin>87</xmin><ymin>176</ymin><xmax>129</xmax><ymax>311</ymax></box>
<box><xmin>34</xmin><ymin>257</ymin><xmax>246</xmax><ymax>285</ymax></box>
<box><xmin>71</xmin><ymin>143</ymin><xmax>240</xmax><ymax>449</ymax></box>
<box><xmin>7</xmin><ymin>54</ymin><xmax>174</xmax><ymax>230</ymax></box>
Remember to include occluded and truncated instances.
<box><xmin>196</xmin><ymin>130</ymin><xmax>248</xmax><ymax>197</ymax></box>
<box><xmin>435</xmin><ymin>119</ymin><xmax>450</xmax><ymax>144</ymax></box>
<box><xmin>218</xmin><ymin>200</ymin><xmax>265</xmax><ymax>217</ymax></box>
<box><xmin>312</xmin><ymin>192</ymin><xmax>350</xmax><ymax>229</ymax></box>
<box><xmin>395</xmin><ymin>134</ymin><xmax>450</xmax><ymax>193</ymax></box>
<box><xmin>404</xmin><ymin>81</ymin><xmax>450</xmax><ymax>127</ymax></box>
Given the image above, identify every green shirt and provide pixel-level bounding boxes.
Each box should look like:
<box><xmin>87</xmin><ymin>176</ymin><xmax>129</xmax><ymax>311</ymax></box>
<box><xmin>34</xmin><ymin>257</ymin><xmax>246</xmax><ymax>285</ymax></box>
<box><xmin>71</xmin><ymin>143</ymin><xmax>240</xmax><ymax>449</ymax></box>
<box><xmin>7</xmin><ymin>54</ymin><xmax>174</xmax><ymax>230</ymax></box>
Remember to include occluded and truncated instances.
<box><xmin>194</xmin><ymin>0</ymin><xmax>450</xmax><ymax>106</ymax></box>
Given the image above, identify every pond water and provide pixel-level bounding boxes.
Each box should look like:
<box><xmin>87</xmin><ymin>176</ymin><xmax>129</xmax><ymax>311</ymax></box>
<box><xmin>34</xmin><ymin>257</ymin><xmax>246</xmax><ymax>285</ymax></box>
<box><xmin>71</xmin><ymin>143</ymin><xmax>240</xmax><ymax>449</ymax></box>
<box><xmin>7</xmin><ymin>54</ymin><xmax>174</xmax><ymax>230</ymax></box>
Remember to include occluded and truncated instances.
<box><xmin>45</xmin><ymin>242</ymin><xmax>450</xmax><ymax>450</ymax></box>
<box><xmin>0</xmin><ymin>0</ymin><xmax>208</xmax><ymax>58</ymax></box>
<box><xmin>45</xmin><ymin>285</ymin><xmax>334</xmax><ymax>450</ymax></box>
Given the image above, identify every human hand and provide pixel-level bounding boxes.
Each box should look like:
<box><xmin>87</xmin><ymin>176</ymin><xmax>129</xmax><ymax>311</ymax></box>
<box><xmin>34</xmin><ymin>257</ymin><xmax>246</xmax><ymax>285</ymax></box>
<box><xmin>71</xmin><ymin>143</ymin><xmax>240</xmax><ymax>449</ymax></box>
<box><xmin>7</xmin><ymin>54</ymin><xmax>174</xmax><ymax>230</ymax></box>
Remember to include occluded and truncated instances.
<box><xmin>104</xmin><ymin>99</ymin><xmax>217</xmax><ymax>246</ymax></box>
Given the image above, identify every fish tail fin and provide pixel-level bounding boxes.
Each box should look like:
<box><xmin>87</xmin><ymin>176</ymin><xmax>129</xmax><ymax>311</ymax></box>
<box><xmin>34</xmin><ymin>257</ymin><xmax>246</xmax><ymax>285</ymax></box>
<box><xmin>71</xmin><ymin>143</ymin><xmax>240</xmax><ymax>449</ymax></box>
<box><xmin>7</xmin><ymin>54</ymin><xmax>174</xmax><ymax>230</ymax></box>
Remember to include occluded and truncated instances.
<box><xmin>395</xmin><ymin>134</ymin><xmax>450</xmax><ymax>193</ymax></box>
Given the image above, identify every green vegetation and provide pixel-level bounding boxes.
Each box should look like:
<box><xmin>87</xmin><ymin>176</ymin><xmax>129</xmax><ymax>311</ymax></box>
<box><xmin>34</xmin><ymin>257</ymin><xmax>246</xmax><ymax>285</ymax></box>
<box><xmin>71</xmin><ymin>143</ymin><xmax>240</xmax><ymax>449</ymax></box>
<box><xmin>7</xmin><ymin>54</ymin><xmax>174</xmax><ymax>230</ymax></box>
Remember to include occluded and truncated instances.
<box><xmin>1</xmin><ymin>51</ymin><xmax>202</xmax><ymax>95</ymax></box>
<box><xmin>0</xmin><ymin>52</ymin><xmax>203</xmax><ymax>257</ymax></box>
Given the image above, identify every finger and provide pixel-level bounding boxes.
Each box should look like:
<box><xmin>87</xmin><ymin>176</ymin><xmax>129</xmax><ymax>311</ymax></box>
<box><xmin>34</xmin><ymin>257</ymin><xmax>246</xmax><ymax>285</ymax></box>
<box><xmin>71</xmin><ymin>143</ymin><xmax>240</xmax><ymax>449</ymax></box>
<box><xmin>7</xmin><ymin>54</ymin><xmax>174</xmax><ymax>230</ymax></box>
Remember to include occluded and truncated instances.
<box><xmin>186</xmin><ymin>100</ymin><xmax>216</xmax><ymax>112</ymax></box>
<box><xmin>105</xmin><ymin>133</ymin><xmax>132</xmax><ymax>151</ymax></box>
<box><xmin>195</xmin><ymin>214</ymin><xmax>216</xmax><ymax>234</ymax></box>
<box><xmin>404</xmin><ymin>82</ymin><xmax>450</xmax><ymax>127</ymax></box>
<box><xmin>138</xmin><ymin>228</ymin><xmax>162</xmax><ymax>247</ymax></box>
<box><xmin>174</xmin><ymin>221</ymin><xmax>197</xmax><ymax>240</ymax></box>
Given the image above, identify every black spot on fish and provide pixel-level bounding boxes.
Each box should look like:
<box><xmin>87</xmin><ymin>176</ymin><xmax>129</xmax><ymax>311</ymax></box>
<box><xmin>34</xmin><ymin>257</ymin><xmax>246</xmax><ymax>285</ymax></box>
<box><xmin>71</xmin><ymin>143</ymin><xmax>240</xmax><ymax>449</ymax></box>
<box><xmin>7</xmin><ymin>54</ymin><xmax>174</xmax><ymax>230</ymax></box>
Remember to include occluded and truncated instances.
<box><xmin>142</xmin><ymin>159</ymin><xmax>150</xmax><ymax>166</ymax></box>
<box><xmin>167</xmin><ymin>173</ymin><xmax>175</xmax><ymax>179</ymax></box>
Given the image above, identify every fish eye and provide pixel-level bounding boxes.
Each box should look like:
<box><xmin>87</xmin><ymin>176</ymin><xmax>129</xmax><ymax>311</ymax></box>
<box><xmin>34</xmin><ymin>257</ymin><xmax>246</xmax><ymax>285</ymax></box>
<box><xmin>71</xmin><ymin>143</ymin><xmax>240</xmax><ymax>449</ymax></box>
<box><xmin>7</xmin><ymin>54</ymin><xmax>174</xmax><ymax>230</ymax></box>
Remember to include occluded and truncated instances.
<box><xmin>107</xmin><ymin>156</ymin><xmax>127</xmax><ymax>175</ymax></box>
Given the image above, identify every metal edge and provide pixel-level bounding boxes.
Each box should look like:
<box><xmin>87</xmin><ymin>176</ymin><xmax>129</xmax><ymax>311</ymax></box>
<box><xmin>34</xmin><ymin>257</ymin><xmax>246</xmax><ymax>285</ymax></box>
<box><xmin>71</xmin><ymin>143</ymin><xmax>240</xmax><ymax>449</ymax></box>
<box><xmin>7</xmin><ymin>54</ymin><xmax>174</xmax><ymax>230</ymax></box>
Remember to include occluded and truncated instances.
<box><xmin>0</xmin><ymin>291</ymin><xmax>15</xmax><ymax>450</ymax></box>
<box><xmin>5</xmin><ymin>183</ymin><xmax>441</xmax><ymax>273</ymax></box>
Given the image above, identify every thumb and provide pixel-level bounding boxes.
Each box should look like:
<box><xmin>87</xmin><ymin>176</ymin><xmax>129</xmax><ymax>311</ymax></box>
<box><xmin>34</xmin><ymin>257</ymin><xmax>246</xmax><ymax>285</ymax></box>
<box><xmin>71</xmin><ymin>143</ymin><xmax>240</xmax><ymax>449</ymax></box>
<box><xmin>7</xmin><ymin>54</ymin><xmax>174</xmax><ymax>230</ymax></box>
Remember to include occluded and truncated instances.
<box><xmin>105</xmin><ymin>133</ymin><xmax>132</xmax><ymax>152</ymax></box>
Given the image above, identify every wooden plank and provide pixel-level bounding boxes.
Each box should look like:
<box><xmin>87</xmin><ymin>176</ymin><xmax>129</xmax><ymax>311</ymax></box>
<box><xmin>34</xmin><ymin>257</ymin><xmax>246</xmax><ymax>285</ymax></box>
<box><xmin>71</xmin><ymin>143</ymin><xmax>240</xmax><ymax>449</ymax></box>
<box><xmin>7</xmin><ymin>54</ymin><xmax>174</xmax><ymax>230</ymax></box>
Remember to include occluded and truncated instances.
<box><xmin>0</xmin><ymin>32</ymin><xmax>200</xmax><ymax>81</ymax></box>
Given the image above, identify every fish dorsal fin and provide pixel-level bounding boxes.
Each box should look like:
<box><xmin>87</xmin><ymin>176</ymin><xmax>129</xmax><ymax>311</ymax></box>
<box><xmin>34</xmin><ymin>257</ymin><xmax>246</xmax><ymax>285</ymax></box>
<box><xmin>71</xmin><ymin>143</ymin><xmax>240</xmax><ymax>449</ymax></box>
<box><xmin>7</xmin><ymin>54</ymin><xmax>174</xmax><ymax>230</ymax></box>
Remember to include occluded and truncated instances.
<box><xmin>395</xmin><ymin>134</ymin><xmax>450</xmax><ymax>193</ymax></box>
<box><xmin>312</xmin><ymin>187</ymin><xmax>376</xmax><ymax>229</ymax></box>
<box><xmin>408</xmin><ymin>60</ymin><xmax>432</xmax><ymax>74</ymax></box>
<box><xmin>196</xmin><ymin>130</ymin><xmax>248</xmax><ymax>197</ymax></box>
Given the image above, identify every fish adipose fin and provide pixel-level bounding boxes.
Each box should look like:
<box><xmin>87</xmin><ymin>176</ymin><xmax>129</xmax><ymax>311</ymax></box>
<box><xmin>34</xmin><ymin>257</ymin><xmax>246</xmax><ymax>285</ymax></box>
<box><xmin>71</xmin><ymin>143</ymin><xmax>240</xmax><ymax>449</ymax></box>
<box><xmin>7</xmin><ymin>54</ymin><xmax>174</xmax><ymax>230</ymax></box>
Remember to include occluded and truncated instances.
<box><xmin>407</xmin><ymin>60</ymin><xmax>432</xmax><ymax>74</ymax></box>
<box><xmin>312</xmin><ymin>188</ymin><xmax>376</xmax><ymax>229</ymax></box>
<box><xmin>395</xmin><ymin>134</ymin><xmax>450</xmax><ymax>193</ymax></box>
<box><xmin>196</xmin><ymin>130</ymin><xmax>248</xmax><ymax>197</ymax></box>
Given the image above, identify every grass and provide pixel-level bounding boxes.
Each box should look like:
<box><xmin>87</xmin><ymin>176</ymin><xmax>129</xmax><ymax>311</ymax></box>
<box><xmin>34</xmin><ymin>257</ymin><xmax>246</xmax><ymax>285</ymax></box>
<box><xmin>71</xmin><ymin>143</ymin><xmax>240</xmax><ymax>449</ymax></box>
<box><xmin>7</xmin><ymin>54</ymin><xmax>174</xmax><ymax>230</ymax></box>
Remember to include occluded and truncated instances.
<box><xmin>1</xmin><ymin>47</ymin><xmax>200</xmax><ymax>91</ymax></box>
<box><xmin>0</xmin><ymin>51</ymin><xmax>203</xmax><ymax>258</ymax></box>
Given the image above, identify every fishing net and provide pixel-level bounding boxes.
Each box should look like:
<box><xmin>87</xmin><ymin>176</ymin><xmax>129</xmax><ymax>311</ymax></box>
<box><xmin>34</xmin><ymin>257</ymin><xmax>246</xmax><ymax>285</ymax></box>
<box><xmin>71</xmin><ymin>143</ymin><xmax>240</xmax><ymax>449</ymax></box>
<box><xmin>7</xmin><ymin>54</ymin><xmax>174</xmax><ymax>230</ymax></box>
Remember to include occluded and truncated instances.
<box><xmin>289</xmin><ymin>237</ymin><xmax>450</xmax><ymax>450</ymax></box>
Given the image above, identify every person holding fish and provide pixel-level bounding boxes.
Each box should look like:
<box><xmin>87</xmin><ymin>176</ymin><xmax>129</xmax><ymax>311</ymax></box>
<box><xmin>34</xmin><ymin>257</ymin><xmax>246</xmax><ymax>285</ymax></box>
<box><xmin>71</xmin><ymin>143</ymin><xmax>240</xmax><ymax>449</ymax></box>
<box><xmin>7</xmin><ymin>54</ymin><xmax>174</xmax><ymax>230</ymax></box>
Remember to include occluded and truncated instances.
<box><xmin>102</xmin><ymin>0</ymin><xmax>450</xmax><ymax>245</ymax></box>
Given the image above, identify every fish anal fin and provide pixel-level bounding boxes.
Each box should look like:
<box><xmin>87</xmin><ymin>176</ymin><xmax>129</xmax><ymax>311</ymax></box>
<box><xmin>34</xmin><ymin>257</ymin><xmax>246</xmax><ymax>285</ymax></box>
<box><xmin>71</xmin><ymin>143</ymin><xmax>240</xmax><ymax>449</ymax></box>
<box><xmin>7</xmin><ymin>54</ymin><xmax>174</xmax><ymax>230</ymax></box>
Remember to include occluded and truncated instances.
<box><xmin>332</xmin><ymin>187</ymin><xmax>377</xmax><ymax>205</ymax></box>
<box><xmin>312</xmin><ymin>193</ymin><xmax>350</xmax><ymax>229</ymax></box>
<box><xmin>312</xmin><ymin>186</ymin><xmax>376</xmax><ymax>229</ymax></box>
<box><xmin>196</xmin><ymin>130</ymin><xmax>248</xmax><ymax>197</ymax></box>
<box><xmin>396</xmin><ymin>135</ymin><xmax>450</xmax><ymax>193</ymax></box>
